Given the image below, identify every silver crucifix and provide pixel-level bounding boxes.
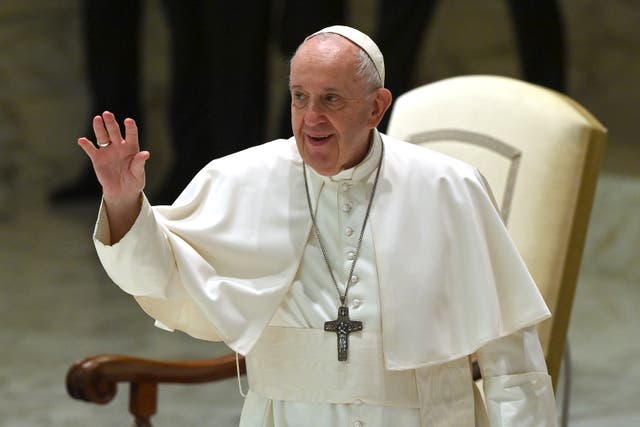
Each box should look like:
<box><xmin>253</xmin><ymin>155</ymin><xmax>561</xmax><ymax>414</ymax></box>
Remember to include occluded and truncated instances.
<box><xmin>324</xmin><ymin>306</ymin><xmax>363</xmax><ymax>361</ymax></box>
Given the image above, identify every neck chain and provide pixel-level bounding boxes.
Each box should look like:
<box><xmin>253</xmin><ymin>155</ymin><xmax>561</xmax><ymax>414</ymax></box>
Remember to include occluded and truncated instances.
<box><xmin>302</xmin><ymin>142</ymin><xmax>384</xmax><ymax>307</ymax></box>
<box><xmin>303</xmin><ymin>142</ymin><xmax>384</xmax><ymax>361</ymax></box>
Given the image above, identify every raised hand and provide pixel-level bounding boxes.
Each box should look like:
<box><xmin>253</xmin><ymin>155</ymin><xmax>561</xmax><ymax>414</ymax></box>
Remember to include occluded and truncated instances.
<box><xmin>78</xmin><ymin>111</ymin><xmax>150</xmax><ymax>243</ymax></box>
<box><xmin>78</xmin><ymin>111</ymin><xmax>150</xmax><ymax>203</ymax></box>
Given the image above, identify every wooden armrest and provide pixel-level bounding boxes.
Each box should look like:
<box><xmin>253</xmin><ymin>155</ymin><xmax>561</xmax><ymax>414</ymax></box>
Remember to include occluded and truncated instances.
<box><xmin>66</xmin><ymin>352</ymin><xmax>245</xmax><ymax>403</ymax></box>
<box><xmin>66</xmin><ymin>353</ymin><xmax>245</xmax><ymax>427</ymax></box>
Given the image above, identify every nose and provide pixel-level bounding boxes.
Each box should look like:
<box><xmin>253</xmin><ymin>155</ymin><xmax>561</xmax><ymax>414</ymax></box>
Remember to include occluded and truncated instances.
<box><xmin>302</xmin><ymin>98</ymin><xmax>327</xmax><ymax>127</ymax></box>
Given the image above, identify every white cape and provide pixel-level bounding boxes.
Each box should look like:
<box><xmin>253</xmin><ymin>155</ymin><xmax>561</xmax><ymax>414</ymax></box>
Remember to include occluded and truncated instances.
<box><xmin>95</xmin><ymin>133</ymin><xmax>550</xmax><ymax>370</ymax></box>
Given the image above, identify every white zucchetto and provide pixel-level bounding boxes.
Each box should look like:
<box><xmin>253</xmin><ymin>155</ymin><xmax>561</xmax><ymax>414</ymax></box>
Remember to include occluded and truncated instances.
<box><xmin>307</xmin><ymin>25</ymin><xmax>385</xmax><ymax>85</ymax></box>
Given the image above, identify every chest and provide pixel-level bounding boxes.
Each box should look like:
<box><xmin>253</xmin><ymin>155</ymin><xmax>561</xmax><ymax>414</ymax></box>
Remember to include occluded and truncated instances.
<box><xmin>271</xmin><ymin>181</ymin><xmax>382</xmax><ymax>330</ymax></box>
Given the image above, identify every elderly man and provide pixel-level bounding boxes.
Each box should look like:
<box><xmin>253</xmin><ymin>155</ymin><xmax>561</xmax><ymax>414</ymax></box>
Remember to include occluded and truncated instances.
<box><xmin>79</xmin><ymin>26</ymin><xmax>557</xmax><ymax>426</ymax></box>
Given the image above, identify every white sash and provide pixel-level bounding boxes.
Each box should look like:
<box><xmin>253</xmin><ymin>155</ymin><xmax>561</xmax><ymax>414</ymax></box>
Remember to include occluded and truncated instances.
<box><xmin>246</xmin><ymin>326</ymin><xmax>477</xmax><ymax>427</ymax></box>
<box><xmin>246</xmin><ymin>326</ymin><xmax>419</xmax><ymax>408</ymax></box>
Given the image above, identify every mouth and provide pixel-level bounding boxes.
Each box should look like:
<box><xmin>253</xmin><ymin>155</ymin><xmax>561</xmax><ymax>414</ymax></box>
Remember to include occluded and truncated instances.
<box><xmin>306</xmin><ymin>134</ymin><xmax>333</xmax><ymax>146</ymax></box>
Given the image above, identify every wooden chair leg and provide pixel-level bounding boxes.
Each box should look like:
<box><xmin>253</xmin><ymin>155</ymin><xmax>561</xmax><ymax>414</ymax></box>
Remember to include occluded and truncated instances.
<box><xmin>132</xmin><ymin>416</ymin><xmax>153</xmax><ymax>427</ymax></box>
<box><xmin>130</xmin><ymin>382</ymin><xmax>157</xmax><ymax>427</ymax></box>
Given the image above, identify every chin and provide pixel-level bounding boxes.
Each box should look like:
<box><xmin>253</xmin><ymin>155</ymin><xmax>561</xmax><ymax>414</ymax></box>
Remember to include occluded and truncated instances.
<box><xmin>314</xmin><ymin>166</ymin><xmax>338</xmax><ymax>177</ymax></box>
<box><xmin>305</xmin><ymin>160</ymin><xmax>336</xmax><ymax>176</ymax></box>
<box><xmin>305</xmin><ymin>154</ymin><xmax>343</xmax><ymax>176</ymax></box>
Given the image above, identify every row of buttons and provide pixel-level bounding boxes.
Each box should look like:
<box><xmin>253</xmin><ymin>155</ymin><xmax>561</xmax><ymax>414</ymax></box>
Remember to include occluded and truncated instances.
<box><xmin>340</xmin><ymin>182</ymin><xmax>353</xmax><ymax>237</ymax></box>
<box><xmin>342</xmin><ymin>181</ymin><xmax>361</xmax><ymax>314</ymax></box>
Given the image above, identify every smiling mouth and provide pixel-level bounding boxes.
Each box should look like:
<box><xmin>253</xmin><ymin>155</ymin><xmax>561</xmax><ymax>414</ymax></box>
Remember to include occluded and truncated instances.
<box><xmin>307</xmin><ymin>134</ymin><xmax>332</xmax><ymax>145</ymax></box>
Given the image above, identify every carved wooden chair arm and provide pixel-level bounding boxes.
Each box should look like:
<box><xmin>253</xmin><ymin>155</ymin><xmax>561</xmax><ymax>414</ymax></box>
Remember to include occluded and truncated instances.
<box><xmin>66</xmin><ymin>353</ymin><xmax>245</xmax><ymax>427</ymax></box>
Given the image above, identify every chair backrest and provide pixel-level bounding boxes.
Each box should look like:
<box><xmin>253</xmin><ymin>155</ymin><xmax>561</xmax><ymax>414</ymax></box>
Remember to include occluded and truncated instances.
<box><xmin>386</xmin><ymin>75</ymin><xmax>606</xmax><ymax>388</ymax></box>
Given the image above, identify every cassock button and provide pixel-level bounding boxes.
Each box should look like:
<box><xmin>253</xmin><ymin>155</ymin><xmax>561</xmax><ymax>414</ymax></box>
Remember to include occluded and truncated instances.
<box><xmin>344</xmin><ymin>226</ymin><xmax>354</xmax><ymax>237</ymax></box>
<box><xmin>350</xmin><ymin>274</ymin><xmax>359</xmax><ymax>284</ymax></box>
<box><xmin>353</xmin><ymin>420</ymin><xmax>364</xmax><ymax>427</ymax></box>
<box><xmin>347</xmin><ymin>251</ymin><xmax>356</xmax><ymax>260</ymax></box>
<box><xmin>342</xmin><ymin>203</ymin><xmax>352</xmax><ymax>213</ymax></box>
<box><xmin>341</xmin><ymin>182</ymin><xmax>351</xmax><ymax>192</ymax></box>
<box><xmin>351</xmin><ymin>299</ymin><xmax>361</xmax><ymax>308</ymax></box>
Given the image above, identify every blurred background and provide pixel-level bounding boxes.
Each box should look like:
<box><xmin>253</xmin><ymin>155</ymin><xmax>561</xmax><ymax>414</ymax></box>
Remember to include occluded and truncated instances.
<box><xmin>0</xmin><ymin>0</ymin><xmax>638</xmax><ymax>426</ymax></box>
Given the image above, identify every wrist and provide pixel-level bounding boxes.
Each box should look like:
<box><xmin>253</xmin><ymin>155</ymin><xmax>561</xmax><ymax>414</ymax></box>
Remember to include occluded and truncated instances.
<box><xmin>103</xmin><ymin>192</ymin><xmax>142</xmax><ymax>211</ymax></box>
<box><xmin>103</xmin><ymin>192</ymin><xmax>143</xmax><ymax>244</ymax></box>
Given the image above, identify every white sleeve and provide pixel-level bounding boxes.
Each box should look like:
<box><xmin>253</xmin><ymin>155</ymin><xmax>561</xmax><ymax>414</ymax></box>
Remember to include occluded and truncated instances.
<box><xmin>93</xmin><ymin>194</ymin><xmax>175</xmax><ymax>298</ymax></box>
<box><xmin>477</xmin><ymin>326</ymin><xmax>558</xmax><ymax>427</ymax></box>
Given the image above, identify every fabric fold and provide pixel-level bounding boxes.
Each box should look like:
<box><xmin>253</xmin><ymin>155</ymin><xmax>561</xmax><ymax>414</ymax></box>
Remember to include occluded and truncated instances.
<box><xmin>483</xmin><ymin>372</ymin><xmax>556</xmax><ymax>427</ymax></box>
<box><xmin>94</xmin><ymin>134</ymin><xmax>550</xmax><ymax>365</ymax></box>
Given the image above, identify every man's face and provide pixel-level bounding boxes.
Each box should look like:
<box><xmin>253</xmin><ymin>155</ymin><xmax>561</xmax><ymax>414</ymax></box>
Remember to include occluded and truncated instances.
<box><xmin>289</xmin><ymin>36</ymin><xmax>388</xmax><ymax>176</ymax></box>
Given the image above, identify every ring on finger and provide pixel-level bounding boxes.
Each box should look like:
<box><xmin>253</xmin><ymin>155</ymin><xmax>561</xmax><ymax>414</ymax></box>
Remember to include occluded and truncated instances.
<box><xmin>97</xmin><ymin>140</ymin><xmax>112</xmax><ymax>148</ymax></box>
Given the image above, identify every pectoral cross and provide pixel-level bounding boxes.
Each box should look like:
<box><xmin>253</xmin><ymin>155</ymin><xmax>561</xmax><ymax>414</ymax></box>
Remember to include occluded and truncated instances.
<box><xmin>324</xmin><ymin>306</ymin><xmax>363</xmax><ymax>361</ymax></box>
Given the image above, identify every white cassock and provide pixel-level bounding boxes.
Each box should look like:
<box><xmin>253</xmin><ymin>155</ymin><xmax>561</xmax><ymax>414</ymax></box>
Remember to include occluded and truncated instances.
<box><xmin>94</xmin><ymin>131</ymin><xmax>557</xmax><ymax>426</ymax></box>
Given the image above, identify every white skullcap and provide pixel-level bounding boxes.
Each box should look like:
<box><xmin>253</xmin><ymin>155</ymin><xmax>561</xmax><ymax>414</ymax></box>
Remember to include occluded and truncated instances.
<box><xmin>307</xmin><ymin>25</ymin><xmax>385</xmax><ymax>85</ymax></box>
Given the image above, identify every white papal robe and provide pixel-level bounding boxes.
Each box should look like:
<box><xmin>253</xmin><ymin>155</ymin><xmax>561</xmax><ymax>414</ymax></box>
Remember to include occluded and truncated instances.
<box><xmin>94</xmin><ymin>132</ymin><xmax>557</xmax><ymax>426</ymax></box>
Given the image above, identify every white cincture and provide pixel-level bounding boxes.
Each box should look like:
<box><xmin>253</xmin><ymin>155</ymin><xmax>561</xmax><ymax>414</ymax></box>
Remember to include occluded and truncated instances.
<box><xmin>236</xmin><ymin>352</ymin><xmax>247</xmax><ymax>398</ymax></box>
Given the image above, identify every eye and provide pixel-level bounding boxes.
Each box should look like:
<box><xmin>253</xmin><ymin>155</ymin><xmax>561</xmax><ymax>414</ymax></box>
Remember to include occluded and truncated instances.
<box><xmin>291</xmin><ymin>91</ymin><xmax>308</xmax><ymax>108</ymax></box>
<box><xmin>323</xmin><ymin>93</ymin><xmax>345</xmax><ymax>110</ymax></box>
<box><xmin>325</xmin><ymin>94</ymin><xmax>341</xmax><ymax>103</ymax></box>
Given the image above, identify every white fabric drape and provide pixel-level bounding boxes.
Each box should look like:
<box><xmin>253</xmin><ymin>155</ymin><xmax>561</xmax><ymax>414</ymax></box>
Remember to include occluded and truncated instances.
<box><xmin>94</xmin><ymin>132</ymin><xmax>556</xmax><ymax>426</ymax></box>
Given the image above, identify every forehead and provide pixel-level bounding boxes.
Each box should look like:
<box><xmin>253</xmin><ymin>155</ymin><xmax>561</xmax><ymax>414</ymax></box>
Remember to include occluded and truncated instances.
<box><xmin>290</xmin><ymin>36</ymin><xmax>362</xmax><ymax>91</ymax></box>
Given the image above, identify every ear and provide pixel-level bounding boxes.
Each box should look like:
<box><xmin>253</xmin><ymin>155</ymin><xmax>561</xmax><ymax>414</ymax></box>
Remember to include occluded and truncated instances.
<box><xmin>367</xmin><ymin>88</ymin><xmax>393</xmax><ymax>129</ymax></box>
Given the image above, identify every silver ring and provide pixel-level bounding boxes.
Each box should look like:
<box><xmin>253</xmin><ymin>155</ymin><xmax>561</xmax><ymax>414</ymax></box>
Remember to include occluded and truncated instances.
<box><xmin>97</xmin><ymin>140</ymin><xmax>112</xmax><ymax>148</ymax></box>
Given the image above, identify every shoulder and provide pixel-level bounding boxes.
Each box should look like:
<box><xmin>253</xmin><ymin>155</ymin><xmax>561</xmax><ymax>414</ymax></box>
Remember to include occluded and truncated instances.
<box><xmin>380</xmin><ymin>133</ymin><xmax>498</xmax><ymax>212</ymax></box>
<box><xmin>211</xmin><ymin>138</ymin><xmax>299</xmax><ymax>169</ymax></box>
<box><xmin>197</xmin><ymin>138</ymin><xmax>300</xmax><ymax>179</ymax></box>
<box><xmin>170</xmin><ymin>138</ymin><xmax>300</xmax><ymax>206</ymax></box>
<box><xmin>380</xmin><ymin>133</ymin><xmax>480</xmax><ymax>182</ymax></box>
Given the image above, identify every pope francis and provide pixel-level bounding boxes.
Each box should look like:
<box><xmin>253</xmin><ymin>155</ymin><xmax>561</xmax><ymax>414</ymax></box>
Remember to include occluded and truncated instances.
<box><xmin>78</xmin><ymin>25</ymin><xmax>557</xmax><ymax>427</ymax></box>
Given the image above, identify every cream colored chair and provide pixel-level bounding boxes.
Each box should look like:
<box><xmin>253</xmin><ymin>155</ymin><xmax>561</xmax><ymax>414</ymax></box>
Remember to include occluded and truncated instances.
<box><xmin>386</xmin><ymin>74</ymin><xmax>606</xmax><ymax>425</ymax></box>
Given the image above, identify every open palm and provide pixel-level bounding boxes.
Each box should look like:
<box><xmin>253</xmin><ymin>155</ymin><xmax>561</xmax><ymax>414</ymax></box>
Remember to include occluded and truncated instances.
<box><xmin>77</xmin><ymin>111</ymin><xmax>150</xmax><ymax>203</ymax></box>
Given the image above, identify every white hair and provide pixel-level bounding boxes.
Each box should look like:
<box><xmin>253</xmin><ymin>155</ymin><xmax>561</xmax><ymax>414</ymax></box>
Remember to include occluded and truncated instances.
<box><xmin>354</xmin><ymin>47</ymin><xmax>383</xmax><ymax>91</ymax></box>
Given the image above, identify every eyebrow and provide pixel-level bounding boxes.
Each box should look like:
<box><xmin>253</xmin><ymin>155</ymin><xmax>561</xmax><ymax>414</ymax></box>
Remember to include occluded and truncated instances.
<box><xmin>289</xmin><ymin>84</ymin><xmax>343</xmax><ymax>92</ymax></box>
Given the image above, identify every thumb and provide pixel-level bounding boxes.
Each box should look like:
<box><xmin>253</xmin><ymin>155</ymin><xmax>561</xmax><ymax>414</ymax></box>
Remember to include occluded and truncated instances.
<box><xmin>131</xmin><ymin>151</ymin><xmax>150</xmax><ymax>178</ymax></box>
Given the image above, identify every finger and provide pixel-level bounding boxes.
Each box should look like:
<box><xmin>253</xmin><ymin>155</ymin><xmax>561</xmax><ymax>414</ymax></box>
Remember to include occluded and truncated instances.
<box><xmin>77</xmin><ymin>137</ymin><xmax>99</xmax><ymax>160</ymax></box>
<box><xmin>92</xmin><ymin>115</ymin><xmax>111</xmax><ymax>147</ymax></box>
<box><xmin>123</xmin><ymin>118</ymin><xmax>140</xmax><ymax>150</ymax></box>
<box><xmin>102</xmin><ymin>111</ymin><xmax>124</xmax><ymax>145</ymax></box>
